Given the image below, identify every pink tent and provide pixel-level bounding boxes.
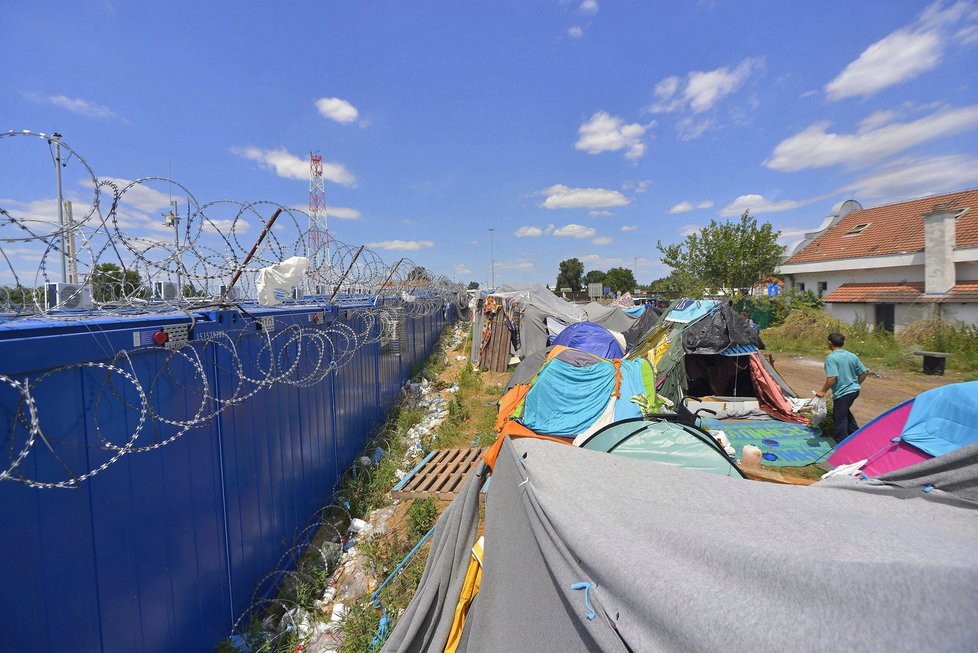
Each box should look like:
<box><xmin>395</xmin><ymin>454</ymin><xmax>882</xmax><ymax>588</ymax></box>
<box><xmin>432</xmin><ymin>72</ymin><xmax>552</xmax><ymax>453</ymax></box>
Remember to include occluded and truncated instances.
<box><xmin>828</xmin><ymin>399</ymin><xmax>931</xmax><ymax>476</ymax></box>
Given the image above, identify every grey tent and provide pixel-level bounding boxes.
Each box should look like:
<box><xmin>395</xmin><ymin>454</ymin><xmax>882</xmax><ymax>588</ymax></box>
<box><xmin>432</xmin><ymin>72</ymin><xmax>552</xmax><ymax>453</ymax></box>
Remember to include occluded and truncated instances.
<box><xmin>384</xmin><ymin>438</ymin><xmax>978</xmax><ymax>652</ymax></box>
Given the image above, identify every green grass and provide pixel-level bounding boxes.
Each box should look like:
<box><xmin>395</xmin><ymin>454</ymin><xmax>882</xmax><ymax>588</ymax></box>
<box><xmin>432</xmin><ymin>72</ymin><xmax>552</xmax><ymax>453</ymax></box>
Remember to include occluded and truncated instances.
<box><xmin>763</xmin><ymin>308</ymin><xmax>978</xmax><ymax>375</ymax></box>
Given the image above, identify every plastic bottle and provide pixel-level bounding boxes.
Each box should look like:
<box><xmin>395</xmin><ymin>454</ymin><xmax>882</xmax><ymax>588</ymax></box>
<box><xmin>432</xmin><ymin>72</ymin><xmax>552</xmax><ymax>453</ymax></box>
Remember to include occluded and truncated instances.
<box><xmin>742</xmin><ymin>444</ymin><xmax>762</xmax><ymax>469</ymax></box>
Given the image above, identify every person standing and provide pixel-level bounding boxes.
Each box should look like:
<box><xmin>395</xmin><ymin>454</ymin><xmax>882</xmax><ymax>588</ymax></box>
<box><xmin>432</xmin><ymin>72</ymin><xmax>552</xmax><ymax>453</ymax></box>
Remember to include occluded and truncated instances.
<box><xmin>815</xmin><ymin>332</ymin><xmax>869</xmax><ymax>442</ymax></box>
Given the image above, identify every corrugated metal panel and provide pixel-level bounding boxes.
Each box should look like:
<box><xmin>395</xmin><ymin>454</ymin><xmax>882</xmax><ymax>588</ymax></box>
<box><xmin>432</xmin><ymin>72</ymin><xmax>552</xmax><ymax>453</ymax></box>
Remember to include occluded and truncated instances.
<box><xmin>0</xmin><ymin>303</ymin><xmax>454</xmax><ymax>652</ymax></box>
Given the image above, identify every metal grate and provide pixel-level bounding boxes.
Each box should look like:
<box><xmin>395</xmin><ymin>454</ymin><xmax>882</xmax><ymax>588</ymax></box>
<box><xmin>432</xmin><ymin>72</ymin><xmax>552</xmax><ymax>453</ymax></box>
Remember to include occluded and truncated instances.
<box><xmin>392</xmin><ymin>447</ymin><xmax>486</xmax><ymax>499</ymax></box>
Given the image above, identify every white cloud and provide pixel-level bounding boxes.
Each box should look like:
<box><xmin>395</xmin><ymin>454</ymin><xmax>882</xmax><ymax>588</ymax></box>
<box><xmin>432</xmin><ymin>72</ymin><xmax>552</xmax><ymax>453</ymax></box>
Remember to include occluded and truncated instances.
<box><xmin>231</xmin><ymin>146</ymin><xmax>357</xmax><ymax>186</ymax></box>
<box><xmin>588</xmin><ymin>210</ymin><xmax>613</xmax><ymax>217</ymax></box>
<box><xmin>327</xmin><ymin>206</ymin><xmax>362</xmax><ymax>220</ymax></box>
<box><xmin>454</xmin><ymin>264</ymin><xmax>472</xmax><ymax>275</ymax></box>
<box><xmin>843</xmin><ymin>154</ymin><xmax>978</xmax><ymax>200</ymax></box>
<box><xmin>622</xmin><ymin>179</ymin><xmax>652</xmax><ymax>193</ymax></box>
<box><xmin>776</xmin><ymin>227</ymin><xmax>810</xmax><ymax>249</ymax></box>
<box><xmin>514</xmin><ymin>226</ymin><xmax>543</xmax><ymax>237</ymax></box>
<box><xmin>540</xmin><ymin>184</ymin><xmax>630</xmax><ymax>209</ymax></box>
<box><xmin>719</xmin><ymin>193</ymin><xmax>808</xmax><ymax>216</ymax></box>
<box><xmin>553</xmin><ymin>224</ymin><xmax>597</xmax><ymax>238</ymax></box>
<box><xmin>824</xmin><ymin>1</ymin><xmax>978</xmax><ymax>101</ymax></box>
<box><xmin>592</xmin><ymin>236</ymin><xmax>614</xmax><ymax>245</ymax></box>
<box><xmin>669</xmin><ymin>200</ymin><xmax>714</xmax><ymax>214</ymax></box>
<box><xmin>766</xmin><ymin>104</ymin><xmax>978</xmax><ymax>172</ymax></box>
<box><xmin>315</xmin><ymin>97</ymin><xmax>359</xmax><ymax>124</ymax></box>
<box><xmin>367</xmin><ymin>239</ymin><xmax>434</xmax><ymax>251</ymax></box>
<box><xmin>578</xmin><ymin>0</ymin><xmax>599</xmax><ymax>14</ymax></box>
<box><xmin>650</xmin><ymin>58</ymin><xmax>762</xmax><ymax>114</ymax></box>
<box><xmin>496</xmin><ymin>260</ymin><xmax>535</xmax><ymax>271</ymax></box>
<box><xmin>679</xmin><ymin>224</ymin><xmax>701</xmax><ymax>237</ymax></box>
<box><xmin>581</xmin><ymin>253</ymin><xmax>649</xmax><ymax>268</ymax></box>
<box><xmin>568</xmin><ymin>26</ymin><xmax>584</xmax><ymax>38</ymax></box>
<box><xmin>25</xmin><ymin>92</ymin><xmax>121</xmax><ymax>120</ymax></box>
<box><xmin>620</xmin><ymin>225</ymin><xmax>638</xmax><ymax>232</ymax></box>
<box><xmin>203</xmin><ymin>218</ymin><xmax>249</xmax><ymax>234</ymax></box>
<box><xmin>858</xmin><ymin>110</ymin><xmax>899</xmax><ymax>132</ymax></box>
<box><xmin>575</xmin><ymin>111</ymin><xmax>651</xmax><ymax>160</ymax></box>
<box><xmin>99</xmin><ymin>177</ymin><xmax>178</xmax><ymax>213</ymax></box>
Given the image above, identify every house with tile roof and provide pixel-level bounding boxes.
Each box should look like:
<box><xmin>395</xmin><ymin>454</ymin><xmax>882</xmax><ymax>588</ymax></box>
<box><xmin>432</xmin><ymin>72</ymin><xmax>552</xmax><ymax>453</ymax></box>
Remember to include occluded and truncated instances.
<box><xmin>778</xmin><ymin>188</ymin><xmax>978</xmax><ymax>332</ymax></box>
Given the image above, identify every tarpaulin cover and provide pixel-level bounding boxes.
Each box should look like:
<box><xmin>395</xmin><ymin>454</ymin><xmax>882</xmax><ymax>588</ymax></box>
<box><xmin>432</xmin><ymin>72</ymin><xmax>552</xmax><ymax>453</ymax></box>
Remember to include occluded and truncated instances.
<box><xmin>519</xmin><ymin>357</ymin><xmax>616</xmax><ymax>437</ymax></box>
<box><xmin>702</xmin><ymin>418</ymin><xmax>831</xmax><ymax>467</ymax></box>
<box><xmin>664</xmin><ymin>298</ymin><xmax>716</xmax><ymax>323</ymax></box>
<box><xmin>898</xmin><ymin>381</ymin><xmax>978</xmax><ymax>457</ymax></box>
<box><xmin>447</xmin><ymin>438</ymin><xmax>978</xmax><ymax>652</ymax></box>
<box><xmin>682</xmin><ymin>303</ymin><xmax>760</xmax><ymax>355</ymax></box>
<box><xmin>623</xmin><ymin>305</ymin><xmax>646</xmax><ymax>317</ymax></box>
<box><xmin>551</xmin><ymin>321</ymin><xmax>623</xmax><ymax>359</ymax></box>
<box><xmin>623</xmin><ymin>305</ymin><xmax>662</xmax><ymax>350</ymax></box>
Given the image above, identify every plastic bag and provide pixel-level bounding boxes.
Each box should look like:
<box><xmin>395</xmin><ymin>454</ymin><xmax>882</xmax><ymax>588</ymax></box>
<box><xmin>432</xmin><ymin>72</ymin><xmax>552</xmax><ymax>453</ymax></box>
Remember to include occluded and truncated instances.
<box><xmin>255</xmin><ymin>256</ymin><xmax>309</xmax><ymax>306</ymax></box>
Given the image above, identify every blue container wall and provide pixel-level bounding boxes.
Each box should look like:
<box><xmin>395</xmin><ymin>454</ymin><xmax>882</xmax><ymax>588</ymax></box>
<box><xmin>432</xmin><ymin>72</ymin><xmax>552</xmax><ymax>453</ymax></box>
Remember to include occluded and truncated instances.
<box><xmin>0</xmin><ymin>303</ymin><xmax>453</xmax><ymax>652</ymax></box>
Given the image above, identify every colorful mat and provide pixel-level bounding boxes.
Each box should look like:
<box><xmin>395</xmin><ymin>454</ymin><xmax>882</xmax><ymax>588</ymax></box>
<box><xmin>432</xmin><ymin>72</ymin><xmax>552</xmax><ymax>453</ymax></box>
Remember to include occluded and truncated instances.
<box><xmin>701</xmin><ymin>418</ymin><xmax>833</xmax><ymax>467</ymax></box>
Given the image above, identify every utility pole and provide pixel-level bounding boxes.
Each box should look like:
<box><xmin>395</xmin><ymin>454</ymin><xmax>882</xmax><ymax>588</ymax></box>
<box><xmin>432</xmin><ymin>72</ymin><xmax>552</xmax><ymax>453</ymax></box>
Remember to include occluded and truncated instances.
<box><xmin>51</xmin><ymin>133</ymin><xmax>67</xmax><ymax>283</ymax></box>
<box><xmin>64</xmin><ymin>201</ymin><xmax>78</xmax><ymax>283</ymax></box>
<box><xmin>163</xmin><ymin>199</ymin><xmax>181</xmax><ymax>297</ymax></box>
<box><xmin>489</xmin><ymin>227</ymin><xmax>495</xmax><ymax>290</ymax></box>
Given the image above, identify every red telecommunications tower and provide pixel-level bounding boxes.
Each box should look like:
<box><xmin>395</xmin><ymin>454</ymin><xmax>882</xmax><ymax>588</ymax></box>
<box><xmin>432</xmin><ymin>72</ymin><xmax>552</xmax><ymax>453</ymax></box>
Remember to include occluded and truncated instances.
<box><xmin>307</xmin><ymin>152</ymin><xmax>330</xmax><ymax>293</ymax></box>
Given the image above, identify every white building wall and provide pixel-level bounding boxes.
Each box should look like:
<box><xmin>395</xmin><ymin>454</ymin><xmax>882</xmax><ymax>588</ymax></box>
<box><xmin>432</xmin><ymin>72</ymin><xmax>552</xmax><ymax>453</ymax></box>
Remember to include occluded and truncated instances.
<box><xmin>787</xmin><ymin>266</ymin><xmax>922</xmax><ymax>296</ymax></box>
<box><xmin>829</xmin><ymin>303</ymin><xmax>870</xmax><ymax>324</ymax></box>
<box><xmin>942</xmin><ymin>304</ymin><xmax>978</xmax><ymax>325</ymax></box>
<box><xmin>957</xmin><ymin>261</ymin><xmax>978</xmax><ymax>281</ymax></box>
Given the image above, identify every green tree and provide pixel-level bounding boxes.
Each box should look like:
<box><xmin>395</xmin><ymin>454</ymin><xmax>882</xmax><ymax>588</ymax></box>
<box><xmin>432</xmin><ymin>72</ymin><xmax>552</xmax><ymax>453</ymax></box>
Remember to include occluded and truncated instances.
<box><xmin>89</xmin><ymin>263</ymin><xmax>143</xmax><ymax>302</ymax></box>
<box><xmin>0</xmin><ymin>285</ymin><xmax>38</xmax><ymax>307</ymax></box>
<box><xmin>467</xmin><ymin>281</ymin><xmax>480</xmax><ymax>290</ymax></box>
<box><xmin>604</xmin><ymin>267</ymin><xmax>637</xmax><ymax>294</ymax></box>
<box><xmin>583</xmin><ymin>269</ymin><xmax>606</xmax><ymax>285</ymax></box>
<box><xmin>649</xmin><ymin>270</ymin><xmax>703</xmax><ymax>299</ymax></box>
<box><xmin>555</xmin><ymin>258</ymin><xmax>584</xmax><ymax>291</ymax></box>
<box><xmin>407</xmin><ymin>266</ymin><xmax>431</xmax><ymax>283</ymax></box>
<box><xmin>657</xmin><ymin>210</ymin><xmax>783</xmax><ymax>300</ymax></box>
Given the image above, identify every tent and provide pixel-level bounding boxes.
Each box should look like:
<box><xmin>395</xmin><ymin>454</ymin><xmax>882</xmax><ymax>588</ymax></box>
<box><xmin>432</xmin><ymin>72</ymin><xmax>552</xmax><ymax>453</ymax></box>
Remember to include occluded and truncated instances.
<box><xmin>495</xmin><ymin>346</ymin><xmax>654</xmax><ymax>443</ymax></box>
<box><xmin>383</xmin><ymin>437</ymin><xmax>978</xmax><ymax>652</ymax></box>
<box><xmin>626</xmin><ymin>300</ymin><xmax>810</xmax><ymax>425</ymax></box>
<box><xmin>550</xmin><ymin>321</ymin><xmax>624</xmax><ymax>359</ymax></box>
<box><xmin>622</xmin><ymin>304</ymin><xmax>662</xmax><ymax>349</ymax></box>
<box><xmin>578</xmin><ymin>417</ymin><xmax>745</xmax><ymax>477</ymax></box>
<box><xmin>482</xmin><ymin>286</ymin><xmax>641</xmax><ymax>358</ymax></box>
<box><xmin>829</xmin><ymin>381</ymin><xmax>978</xmax><ymax>476</ymax></box>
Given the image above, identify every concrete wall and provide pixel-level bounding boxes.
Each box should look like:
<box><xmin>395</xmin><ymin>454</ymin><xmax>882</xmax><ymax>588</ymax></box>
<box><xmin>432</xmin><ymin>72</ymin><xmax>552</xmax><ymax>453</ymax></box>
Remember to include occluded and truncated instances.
<box><xmin>787</xmin><ymin>266</ymin><xmax>921</xmax><ymax>296</ymax></box>
<box><xmin>942</xmin><ymin>303</ymin><xmax>978</xmax><ymax>324</ymax></box>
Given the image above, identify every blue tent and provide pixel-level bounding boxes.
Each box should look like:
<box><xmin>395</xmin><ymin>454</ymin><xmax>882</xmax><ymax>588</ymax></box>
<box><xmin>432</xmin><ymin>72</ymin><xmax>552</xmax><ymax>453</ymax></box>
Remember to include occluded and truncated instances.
<box><xmin>550</xmin><ymin>321</ymin><xmax>623</xmax><ymax>359</ymax></box>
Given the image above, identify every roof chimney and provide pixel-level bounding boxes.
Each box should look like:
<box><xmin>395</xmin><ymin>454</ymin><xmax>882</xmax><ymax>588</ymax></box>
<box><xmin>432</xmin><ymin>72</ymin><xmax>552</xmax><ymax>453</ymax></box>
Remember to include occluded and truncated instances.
<box><xmin>923</xmin><ymin>205</ymin><xmax>958</xmax><ymax>296</ymax></box>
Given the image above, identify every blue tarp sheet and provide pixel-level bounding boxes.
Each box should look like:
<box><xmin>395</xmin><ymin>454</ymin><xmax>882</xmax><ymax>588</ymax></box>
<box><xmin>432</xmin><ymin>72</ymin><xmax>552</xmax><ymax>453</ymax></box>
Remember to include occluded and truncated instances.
<box><xmin>702</xmin><ymin>418</ymin><xmax>832</xmax><ymax>467</ymax></box>
<box><xmin>551</xmin><ymin>321</ymin><xmax>623</xmax><ymax>359</ymax></box>
<box><xmin>614</xmin><ymin>359</ymin><xmax>645</xmax><ymax>421</ymax></box>
<box><xmin>899</xmin><ymin>381</ymin><xmax>978</xmax><ymax>457</ymax></box>
<box><xmin>624</xmin><ymin>305</ymin><xmax>647</xmax><ymax>317</ymax></box>
<box><xmin>665</xmin><ymin>299</ymin><xmax>717</xmax><ymax>324</ymax></box>
<box><xmin>520</xmin><ymin>358</ymin><xmax>615</xmax><ymax>436</ymax></box>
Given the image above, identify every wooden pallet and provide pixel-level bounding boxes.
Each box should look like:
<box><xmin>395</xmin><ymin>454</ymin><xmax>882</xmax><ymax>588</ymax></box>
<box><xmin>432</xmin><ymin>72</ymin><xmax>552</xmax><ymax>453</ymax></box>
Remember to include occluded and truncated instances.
<box><xmin>392</xmin><ymin>447</ymin><xmax>486</xmax><ymax>499</ymax></box>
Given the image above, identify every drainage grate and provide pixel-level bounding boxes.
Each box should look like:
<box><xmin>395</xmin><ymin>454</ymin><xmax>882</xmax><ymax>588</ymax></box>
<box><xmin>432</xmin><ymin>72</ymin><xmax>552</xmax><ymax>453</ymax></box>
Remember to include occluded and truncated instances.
<box><xmin>392</xmin><ymin>447</ymin><xmax>486</xmax><ymax>500</ymax></box>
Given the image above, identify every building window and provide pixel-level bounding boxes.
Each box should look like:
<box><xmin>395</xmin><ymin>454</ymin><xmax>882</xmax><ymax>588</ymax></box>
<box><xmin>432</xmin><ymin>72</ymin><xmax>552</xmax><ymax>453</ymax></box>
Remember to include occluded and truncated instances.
<box><xmin>845</xmin><ymin>223</ymin><xmax>870</xmax><ymax>235</ymax></box>
<box><xmin>798</xmin><ymin>282</ymin><xmax>806</xmax><ymax>291</ymax></box>
<box><xmin>817</xmin><ymin>281</ymin><xmax>828</xmax><ymax>295</ymax></box>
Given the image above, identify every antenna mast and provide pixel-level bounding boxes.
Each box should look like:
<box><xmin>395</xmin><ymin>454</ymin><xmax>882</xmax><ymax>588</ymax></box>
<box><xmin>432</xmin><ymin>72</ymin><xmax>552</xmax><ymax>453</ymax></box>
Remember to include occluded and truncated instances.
<box><xmin>308</xmin><ymin>152</ymin><xmax>330</xmax><ymax>294</ymax></box>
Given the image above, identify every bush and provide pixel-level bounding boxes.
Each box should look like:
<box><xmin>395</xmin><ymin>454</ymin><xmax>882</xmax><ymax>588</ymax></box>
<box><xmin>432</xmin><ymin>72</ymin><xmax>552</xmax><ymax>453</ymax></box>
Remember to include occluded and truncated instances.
<box><xmin>407</xmin><ymin>498</ymin><xmax>439</xmax><ymax>540</ymax></box>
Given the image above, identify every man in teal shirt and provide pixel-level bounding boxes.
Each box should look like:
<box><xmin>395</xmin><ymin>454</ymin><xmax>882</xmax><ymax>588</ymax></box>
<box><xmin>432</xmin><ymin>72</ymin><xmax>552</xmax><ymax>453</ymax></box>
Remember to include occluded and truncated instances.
<box><xmin>815</xmin><ymin>332</ymin><xmax>869</xmax><ymax>442</ymax></box>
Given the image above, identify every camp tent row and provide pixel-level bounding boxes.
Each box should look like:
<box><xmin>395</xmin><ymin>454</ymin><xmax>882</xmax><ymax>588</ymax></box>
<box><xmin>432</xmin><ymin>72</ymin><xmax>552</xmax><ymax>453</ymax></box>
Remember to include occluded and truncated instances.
<box><xmin>383</xmin><ymin>436</ymin><xmax>978</xmax><ymax>652</ymax></box>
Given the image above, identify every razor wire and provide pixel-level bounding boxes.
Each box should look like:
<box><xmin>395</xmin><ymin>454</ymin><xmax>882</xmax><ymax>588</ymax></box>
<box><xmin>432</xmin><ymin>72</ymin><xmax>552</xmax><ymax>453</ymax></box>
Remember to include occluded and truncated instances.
<box><xmin>0</xmin><ymin>130</ymin><xmax>467</xmax><ymax>488</ymax></box>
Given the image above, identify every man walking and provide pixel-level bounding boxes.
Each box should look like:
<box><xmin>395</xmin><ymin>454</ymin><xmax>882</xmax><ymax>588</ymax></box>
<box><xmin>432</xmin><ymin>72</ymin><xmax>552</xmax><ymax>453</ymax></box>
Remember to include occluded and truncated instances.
<box><xmin>815</xmin><ymin>332</ymin><xmax>869</xmax><ymax>442</ymax></box>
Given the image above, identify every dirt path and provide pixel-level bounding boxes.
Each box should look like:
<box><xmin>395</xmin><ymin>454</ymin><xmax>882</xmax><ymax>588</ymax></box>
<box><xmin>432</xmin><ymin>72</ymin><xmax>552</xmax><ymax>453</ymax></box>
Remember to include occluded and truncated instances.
<box><xmin>772</xmin><ymin>354</ymin><xmax>964</xmax><ymax>426</ymax></box>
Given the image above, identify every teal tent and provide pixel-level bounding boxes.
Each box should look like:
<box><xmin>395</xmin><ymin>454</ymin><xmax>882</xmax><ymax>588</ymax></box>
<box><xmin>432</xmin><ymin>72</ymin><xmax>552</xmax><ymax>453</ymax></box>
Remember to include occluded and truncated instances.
<box><xmin>579</xmin><ymin>417</ymin><xmax>745</xmax><ymax>477</ymax></box>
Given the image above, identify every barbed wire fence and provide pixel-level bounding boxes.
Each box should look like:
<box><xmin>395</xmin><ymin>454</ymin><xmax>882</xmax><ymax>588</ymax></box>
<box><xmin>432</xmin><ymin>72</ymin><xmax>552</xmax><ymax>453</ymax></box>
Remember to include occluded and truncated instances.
<box><xmin>0</xmin><ymin>129</ymin><xmax>467</xmax><ymax>490</ymax></box>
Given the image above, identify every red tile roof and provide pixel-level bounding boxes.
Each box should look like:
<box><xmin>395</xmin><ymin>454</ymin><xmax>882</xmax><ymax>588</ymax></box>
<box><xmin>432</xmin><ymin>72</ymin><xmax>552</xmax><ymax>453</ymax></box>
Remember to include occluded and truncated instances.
<box><xmin>824</xmin><ymin>282</ymin><xmax>924</xmax><ymax>303</ymax></box>
<box><xmin>942</xmin><ymin>280</ymin><xmax>978</xmax><ymax>303</ymax></box>
<box><xmin>786</xmin><ymin>188</ymin><xmax>978</xmax><ymax>264</ymax></box>
<box><xmin>825</xmin><ymin>280</ymin><xmax>978</xmax><ymax>303</ymax></box>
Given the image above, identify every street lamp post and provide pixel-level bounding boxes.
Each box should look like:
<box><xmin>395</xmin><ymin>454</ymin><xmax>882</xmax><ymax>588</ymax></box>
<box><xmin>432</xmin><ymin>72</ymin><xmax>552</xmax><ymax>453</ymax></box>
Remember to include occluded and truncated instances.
<box><xmin>489</xmin><ymin>227</ymin><xmax>495</xmax><ymax>290</ymax></box>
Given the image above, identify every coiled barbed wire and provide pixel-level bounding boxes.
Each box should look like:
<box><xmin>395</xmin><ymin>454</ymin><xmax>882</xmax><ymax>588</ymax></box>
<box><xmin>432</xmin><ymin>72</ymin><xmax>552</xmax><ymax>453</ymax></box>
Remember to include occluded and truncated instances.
<box><xmin>0</xmin><ymin>130</ymin><xmax>468</xmax><ymax>488</ymax></box>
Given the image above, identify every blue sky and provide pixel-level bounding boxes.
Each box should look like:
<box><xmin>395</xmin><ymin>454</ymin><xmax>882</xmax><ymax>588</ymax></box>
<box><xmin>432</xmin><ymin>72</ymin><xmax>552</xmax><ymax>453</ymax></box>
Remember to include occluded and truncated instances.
<box><xmin>3</xmin><ymin>0</ymin><xmax>978</xmax><ymax>288</ymax></box>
